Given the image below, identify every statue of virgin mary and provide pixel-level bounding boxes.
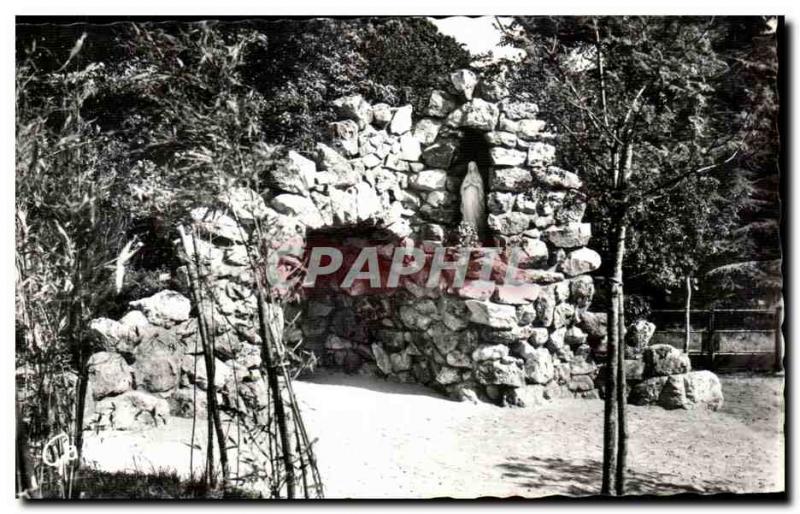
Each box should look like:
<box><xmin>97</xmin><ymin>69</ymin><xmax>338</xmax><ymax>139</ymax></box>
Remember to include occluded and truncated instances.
<box><xmin>459</xmin><ymin>161</ymin><xmax>486</xmax><ymax>239</ymax></box>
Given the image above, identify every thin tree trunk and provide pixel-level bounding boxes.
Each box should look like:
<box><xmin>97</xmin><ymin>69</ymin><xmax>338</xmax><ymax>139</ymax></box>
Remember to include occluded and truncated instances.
<box><xmin>601</xmin><ymin>221</ymin><xmax>622</xmax><ymax>495</ymax></box>
<box><xmin>16</xmin><ymin>404</ymin><xmax>40</xmax><ymax>498</ymax></box>
<box><xmin>257</xmin><ymin>293</ymin><xmax>296</xmax><ymax>499</ymax></box>
<box><xmin>685</xmin><ymin>275</ymin><xmax>692</xmax><ymax>354</ymax></box>
<box><xmin>178</xmin><ymin>226</ymin><xmax>229</xmax><ymax>489</ymax></box>
<box><xmin>614</xmin><ymin>225</ymin><xmax>628</xmax><ymax>496</ymax></box>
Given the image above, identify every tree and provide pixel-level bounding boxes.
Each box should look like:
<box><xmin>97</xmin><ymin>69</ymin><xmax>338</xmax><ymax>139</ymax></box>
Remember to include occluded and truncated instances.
<box><xmin>501</xmin><ymin>16</ymin><xmax>777</xmax><ymax>495</ymax></box>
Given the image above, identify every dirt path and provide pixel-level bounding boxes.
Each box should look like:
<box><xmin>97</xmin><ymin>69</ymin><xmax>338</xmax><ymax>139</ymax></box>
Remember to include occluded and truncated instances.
<box><xmin>295</xmin><ymin>372</ymin><xmax>784</xmax><ymax>498</ymax></box>
<box><xmin>82</xmin><ymin>372</ymin><xmax>784</xmax><ymax>498</ymax></box>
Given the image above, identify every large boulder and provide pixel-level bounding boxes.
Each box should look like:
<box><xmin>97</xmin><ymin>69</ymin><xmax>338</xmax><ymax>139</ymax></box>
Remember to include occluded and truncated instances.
<box><xmin>133</xmin><ymin>342</ymin><xmax>180</xmax><ymax>397</ymax></box>
<box><xmin>682</xmin><ymin>370</ymin><xmax>724</xmax><ymax>410</ymax></box>
<box><xmin>642</xmin><ymin>344</ymin><xmax>691</xmax><ymax>378</ymax></box>
<box><xmin>129</xmin><ymin>290</ymin><xmax>191</xmax><ymax>328</ymax></box>
<box><xmin>90</xmin><ymin>391</ymin><xmax>170</xmax><ymax>431</ymax></box>
<box><xmin>410</xmin><ymin>169</ymin><xmax>448</xmax><ymax>192</ymax></box>
<box><xmin>629</xmin><ymin>371</ymin><xmax>723</xmax><ymax>410</ymax></box>
<box><xmin>87</xmin><ymin>352</ymin><xmax>133</xmax><ymax>400</ymax></box>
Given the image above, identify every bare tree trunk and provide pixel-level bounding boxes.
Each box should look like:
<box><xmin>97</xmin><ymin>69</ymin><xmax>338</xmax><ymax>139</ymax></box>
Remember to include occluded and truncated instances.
<box><xmin>614</xmin><ymin>225</ymin><xmax>628</xmax><ymax>496</ymax></box>
<box><xmin>601</xmin><ymin>221</ymin><xmax>622</xmax><ymax>495</ymax></box>
<box><xmin>685</xmin><ymin>275</ymin><xmax>692</xmax><ymax>354</ymax></box>
<box><xmin>257</xmin><ymin>293</ymin><xmax>296</xmax><ymax>498</ymax></box>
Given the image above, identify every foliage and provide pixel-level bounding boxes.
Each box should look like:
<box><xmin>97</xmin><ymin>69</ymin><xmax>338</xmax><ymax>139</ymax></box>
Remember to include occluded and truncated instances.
<box><xmin>245</xmin><ymin>17</ymin><xmax>471</xmax><ymax>151</ymax></box>
<box><xmin>501</xmin><ymin>16</ymin><xmax>780</xmax><ymax>306</ymax></box>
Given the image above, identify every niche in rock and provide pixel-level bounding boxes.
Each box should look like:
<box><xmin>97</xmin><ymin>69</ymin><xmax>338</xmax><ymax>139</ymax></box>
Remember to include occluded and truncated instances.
<box><xmin>299</xmin><ymin>224</ymin><xmax>402</xmax><ymax>373</ymax></box>
<box><xmin>451</xmin><ymin>128</ymin><xmax>492</xmax><ymax>244</ymax></box>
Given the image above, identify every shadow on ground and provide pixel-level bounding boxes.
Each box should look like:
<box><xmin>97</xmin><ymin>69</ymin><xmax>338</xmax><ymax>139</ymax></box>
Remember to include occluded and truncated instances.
<box><xmin>498</xmin><ymin>455</ymin><xmax>736</xmax><ymax>496</ymax></box>
<box><xmin>299</xmin><ymin>370</ymin><xmax>452</xmax><ymax>401</ymax></box>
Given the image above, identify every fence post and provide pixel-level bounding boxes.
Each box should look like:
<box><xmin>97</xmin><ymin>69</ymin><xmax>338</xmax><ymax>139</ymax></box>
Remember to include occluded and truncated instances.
<box><xmin>775</xmin><ymin>305</ymin><xmax>783</xmax><ymax>373</ymax></box>
<box><xmin>707</xmin><ymin>308</ymin><xmax>716</xmax><ymax>370</ymax></box>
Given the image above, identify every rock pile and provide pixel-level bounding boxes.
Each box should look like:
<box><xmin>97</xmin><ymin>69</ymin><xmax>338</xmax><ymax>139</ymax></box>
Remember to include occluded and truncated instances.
<box><xmin>627</xmin><ymin>343</ymin><xmax>724</xmax><ymax>410</ymax></box>
<box><xmin>85</xmin><ymin>67</ymin><xmax>609</xmax><ymax>423</ymax></box>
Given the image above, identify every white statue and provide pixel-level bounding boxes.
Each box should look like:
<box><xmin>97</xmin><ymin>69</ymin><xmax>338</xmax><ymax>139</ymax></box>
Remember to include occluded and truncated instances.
<box><xmin>460</xmin><ymin>161</ymin><xmax>486</xmax><ymax>239</ymax></box>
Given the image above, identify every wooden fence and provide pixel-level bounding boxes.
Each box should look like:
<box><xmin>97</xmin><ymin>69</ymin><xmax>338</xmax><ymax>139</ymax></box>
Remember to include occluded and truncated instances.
<box><xmin>649</xmin><ymin>307</ymin><xmax>783</xmax><ymax>372</ymax></box>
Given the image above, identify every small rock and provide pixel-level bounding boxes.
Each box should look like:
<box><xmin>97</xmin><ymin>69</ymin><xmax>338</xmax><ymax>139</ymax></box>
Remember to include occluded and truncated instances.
<box><xmin>450</xmin><ymin>69</ymin><xmax>478</xmax><ymax>99</ymax></box>
<box><xmin>472</xmin><ymin>344</ymin><xmax>510</xmax><ymax>362</ymax></box>
<box><xmin>332</xmin><ymin>94</ymin><xmax>373</xmax><ymax>129</ymax></box>
<box><xmin>465</xmin><ymin>300</ymin><xmax>518</xmax><ymax>329</ymax></box>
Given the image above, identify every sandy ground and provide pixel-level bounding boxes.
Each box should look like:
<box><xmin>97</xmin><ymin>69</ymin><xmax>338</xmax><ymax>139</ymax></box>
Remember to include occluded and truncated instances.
<box><xmin>82</xmin><ymin>372</ymin><xmax>784</xmax><ymax>499</ymax></box>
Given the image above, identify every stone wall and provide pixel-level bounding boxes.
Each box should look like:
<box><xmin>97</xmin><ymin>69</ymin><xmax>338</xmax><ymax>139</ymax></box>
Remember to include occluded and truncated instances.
<box><xmin>86</xmin><ymin>68</ymin><xmax>609</xmax><ymax>426</ymax></box>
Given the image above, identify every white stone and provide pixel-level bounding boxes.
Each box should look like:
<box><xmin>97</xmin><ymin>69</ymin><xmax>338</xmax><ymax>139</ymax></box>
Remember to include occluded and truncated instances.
<box><xmin>390</xmin><ymin>105</ymin><xmax>413</xmax><ymax>135</ymax></box>
<box><xmin>271</xmin><ymin>194</ymin><xmax>325</xmax><ymax>229</ymax></box>
<box><xmin>332</xmin><ymin>94</ymin><xmax>373</xmax><ymax>129</ymax></box>
<box><xmin>517</xmin><ymin>119</ymin><xmax>547</xmax><ymax>140</ymax></box>
<box><xmin>426</xmin><ymin>90</ymin><xmax>457</xmax><ymax>117</ymax></box>
<box><xmin>560</xmin><ymin>248</ymin><xmax>602</xmax><ymax>276</ymax></box>
<box><xmin>527</xmin><ymin>142</ymin><xmax>557</xmax><ymax>166</ymax></box>
<box><xmin>484</xmin><ymin>131</ymin><xmax>518</xmax><ymax>147</ymax></box>
<box><xmin>535</xmin><ymin>166</ymin><xmax>584</xmax><ymax>190</ymax></box>
<box><xmin>354</xmin><ymin>182</ymin><xmax>382</xmax><ymax>222</ymax></box>
<box><xmin>501</xmin><ymin>100</ymin><xmax>540</xmax><ymax>120</ymax></box>
<box><xmin>274</xmin><ymin>150</ymin><xmax>317</xmax><ymax>194</ymax></box>
<box><xmin>450</xmin><ymin>69</ymin><xmax>478</xmax><ymax>99</ymax></box>
<box><xmin>545</xmin><ymin>223</ymin><xmax>592</xmax><ymax>248</ymax></box>
<box><xmin>412</xmin><ymin>118</ymin><xmax>442</xmax><ymax>145</ymax></box>
<box><xmin>472</xmin><ymin>344</ymin><xmax>510</xmax><ymax>362</ymax></box>
<box><xmin>399</xmin><ymin>133</ymin><xmax>422</xmax><ymax>161</ymax></box>
<box><xmin>446</xmin><ymin>98</ymin><xmax>500</xmax><ymax>131</ymax></box>
<box><xmin>489</xmin><ymin>167</ymin><xmax>533</xmax><ymax>191</ymax></box>
<box><xmin>489</xmin><ymin>147</ymin><xmax>527</xmax><ymax>166</ymax></box>
<box><xmin>129</xmin><ymin>290</ymin><xmax>191</xmax><ymax>327</ymax></box>
<box><xmin>410</xmin><ymin>169</ymin><xmax>448</xmax><ymax>192</ymax></box>
<box><xmin>464</xmin><ymin>300</ymin><xmax>518</xmax><ymax>329</ymax></box>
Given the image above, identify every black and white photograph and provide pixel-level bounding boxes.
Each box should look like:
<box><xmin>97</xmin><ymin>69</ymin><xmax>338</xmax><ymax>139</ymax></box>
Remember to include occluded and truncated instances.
<box><xmin>10</xmin><ymin>6</ymin><xmax>787</xmax><ymax>502</ymax></box>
